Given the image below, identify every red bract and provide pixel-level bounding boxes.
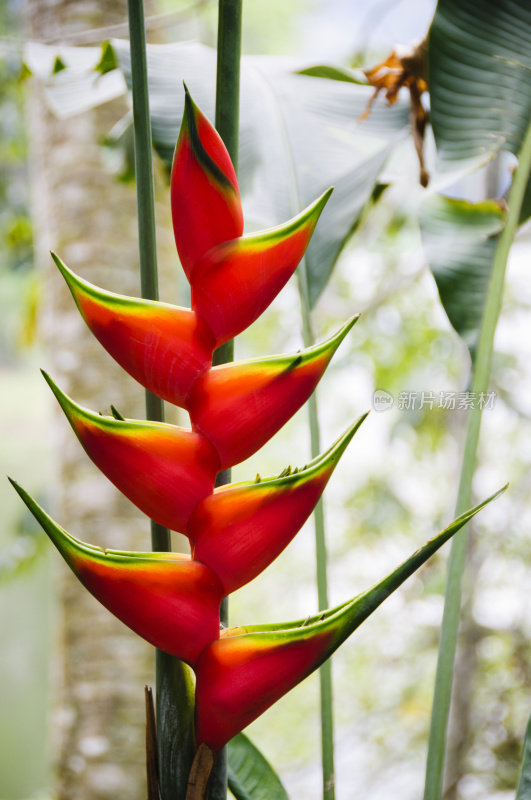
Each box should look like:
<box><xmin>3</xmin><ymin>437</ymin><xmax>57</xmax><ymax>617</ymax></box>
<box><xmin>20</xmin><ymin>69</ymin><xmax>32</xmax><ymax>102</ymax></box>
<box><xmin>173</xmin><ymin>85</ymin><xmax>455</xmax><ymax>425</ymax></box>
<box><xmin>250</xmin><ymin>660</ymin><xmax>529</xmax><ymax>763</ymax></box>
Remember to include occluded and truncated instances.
<box><xmin>194</xmin><ymin>490</ymin><xmax>502</xmax><ymax>750</ymax></box>
<box><xmin>10</xmin><ymin>480</ymin><xmax>223</xmax><ymax>666</ymax></box>
<box><xmin>188</xmin><ymin>317</ymin><xmax>358</xmax><ymax>469</ymax></box>
<box><xmin>52</xmin><ymin>253</ymin><xmax>215</xmax><ymax>408</ymax></box>
<box><xmin>195</xmin><ymin>628</ymin><xmax>331</xmax><ymax>752</ymax></box>
<box><xmin>189</xmin><ymin>416</ymin><xmax>368</xmax><ymax>594</ymax></box>
<box><xmin>190</xmin><ymin>190</ymin><xmax>332</xmax><ymax>347</ymax></box>
<box><xmin>43</xmin><ymin>372</ymin><xmax>219</xmax><ymax>533</ymax></box>
<box><xmin>171</xmin><ymin>86</ymin><xmax>243</xmax><ymax>279</ymax></box>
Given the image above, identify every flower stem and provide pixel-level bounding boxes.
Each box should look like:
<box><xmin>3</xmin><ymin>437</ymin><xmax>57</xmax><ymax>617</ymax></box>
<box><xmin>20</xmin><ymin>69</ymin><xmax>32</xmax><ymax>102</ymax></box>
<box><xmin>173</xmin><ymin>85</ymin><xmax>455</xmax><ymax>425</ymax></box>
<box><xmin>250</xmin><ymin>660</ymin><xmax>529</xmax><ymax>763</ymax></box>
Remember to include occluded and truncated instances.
<box><xmin>211</xmin><ymin>0</ymin><xmax>242</xmax><ymax>370</ymax></box>
<box><xmin>209</xmin><ymin>1</ymin><xmax>242</xmax><ymax>798</ymax></box>
<box><xmin>423</xmin><ymin>121</ymin><xmax>531</xmax><ymax>799</ymax></box>
<box><xmin>297</xmin><ymin>261</ymin><xmax>335</xmax><ymax>800</ymax></box>
<box><xmin>126</xmin><ymin>0</ymin><xmax>167</xmax><ymax>536</ymax></box>
<box><xmin>127</xmin><ymin>2</ymin><xmax>195</xmax><ymax>797</ymax></box>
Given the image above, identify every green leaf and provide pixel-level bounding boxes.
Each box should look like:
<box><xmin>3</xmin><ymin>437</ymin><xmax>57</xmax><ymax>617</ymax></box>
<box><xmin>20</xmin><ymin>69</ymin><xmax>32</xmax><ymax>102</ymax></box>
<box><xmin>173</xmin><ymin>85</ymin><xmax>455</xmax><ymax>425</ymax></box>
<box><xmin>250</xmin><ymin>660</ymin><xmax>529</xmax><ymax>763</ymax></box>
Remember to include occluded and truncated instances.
<box><xmin>227</xmin><ymin>734</ymin><xmax>289</xmax><ymax>800</ymax></box>
<box><xmin>18</xmin><ymin>62</ymin><xmax>33</xmax><ymax>81</ymax></box>
<box><xmin>95</xmin><ymin>41</ymin><xmax>119</xmax><ymax>76</ymax></box>
<box><xmin>23</xmin><ymin>42</ymin><xmax>127</xmax><ymax>118</ymax></box>
<box><xmin>420</xmin><ymin>194</ymin><xmax>506</xmax><ymax>356</ymax></box>
<box><xmin>428</xmin><ymin>0</ymin><xmax>531</xmax><ymax>170</ymax></box>
<box><xmin>104</xmin><ymin>113</ymin><xmax>136</xmax><ymax>183</ymax></box>
<box><xmin>517</xmin><ymin>715</ymin><xmax>531</xmax><ymax>800</ymax></box>
<box><xmin>296</xmin><ymin>64</ymin><xmax>367</xmax><ymax>84</ymax></box>
<box><xmin>52</xmin><ymin>55</ymin><xmax>67</xmax><ymax>75</ymax></box>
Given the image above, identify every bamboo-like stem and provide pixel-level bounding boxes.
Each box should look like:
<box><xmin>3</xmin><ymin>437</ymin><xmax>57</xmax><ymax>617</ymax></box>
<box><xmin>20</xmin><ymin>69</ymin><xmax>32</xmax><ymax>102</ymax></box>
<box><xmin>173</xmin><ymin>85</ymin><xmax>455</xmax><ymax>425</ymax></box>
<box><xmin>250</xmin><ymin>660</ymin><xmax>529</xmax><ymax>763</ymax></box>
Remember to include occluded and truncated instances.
<box><xmin>214</xmin><ymin>0</ymin><xmax>242</xmax><ymax>176</ymax></box>
<box><xmin>127</xmin><ymin>3</ymin><xmax>194</xmax><ymax>798</ymax></box>
<box><xmin>297</xmin><ymin>262</ymin><xmax>335</xmax><ymax>800</ymax></box>
<box><xmin>423</xmin><ymin>123</ymin><xmax>531</xmax><ymax>800</ymax></box>
<box><xmin>209</xmin><ymin>1</ymin><xmax>242</xmax><ymax>798</ymax></box>
<box><xmin>126</xmin><ymin>0</ymin><xmax>167</xmax><ymax>538</ymax></box>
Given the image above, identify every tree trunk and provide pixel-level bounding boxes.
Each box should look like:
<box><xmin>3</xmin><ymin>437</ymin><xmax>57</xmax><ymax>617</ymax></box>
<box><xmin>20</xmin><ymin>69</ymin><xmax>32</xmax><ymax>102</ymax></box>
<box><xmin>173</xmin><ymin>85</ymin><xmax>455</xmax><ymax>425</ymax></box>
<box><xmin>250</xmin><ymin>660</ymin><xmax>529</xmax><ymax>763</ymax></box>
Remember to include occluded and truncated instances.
<box><xmin>24</xmin><ymin>3</ymin><xmax>178</xmax><ymax>798</ymax></box>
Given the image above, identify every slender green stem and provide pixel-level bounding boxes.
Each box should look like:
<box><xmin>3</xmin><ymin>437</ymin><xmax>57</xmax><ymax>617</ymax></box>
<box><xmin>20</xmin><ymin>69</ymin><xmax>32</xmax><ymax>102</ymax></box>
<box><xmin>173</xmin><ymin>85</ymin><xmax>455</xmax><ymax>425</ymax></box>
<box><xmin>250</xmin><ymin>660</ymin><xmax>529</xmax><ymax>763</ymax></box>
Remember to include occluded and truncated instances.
<box><xmin>248</xmin><ymin>58</ymin><xmax>335</xmax><ymax>795</ymax></box>
<box><xmin>215</xmin><ymin>0</ymin><xmax>241</xmax><ymax>177</ymax></box>
<box><xmin>126</xmin><ymin>0</ymin><xmax>165</xmax><ymax>456</ymax></box>
<box><xmin>212</xmin><ymin>0</ymin><xmax>241</xmax><ymax>379</ymax></box>
<box><xmin>212</xmin><ymin>0</ymin><xmax>241</xmax><ymax>392</ymax></box>
<box><xmin>209</xmin><ymin>2</ymin><xmax>242</xmax><ymax>798</ymax></box>
<box><xmin>250</xmin><ymin>55</ymin><xmax>336</xmax><ymax>794</ymax></box>
<box><xmin>127</xmin><ymin>3</ymin><xmax>194</xmax><ymax>798</ymax></box>
<box><xmin>297</xmin><ymin>262</ymin><xmax>335</xmax><ymax>800</ymax></box>
<box><xmin>423</xmin><ymin>123</ymin><xmax>531</xmax><ymax>800</ymax></box>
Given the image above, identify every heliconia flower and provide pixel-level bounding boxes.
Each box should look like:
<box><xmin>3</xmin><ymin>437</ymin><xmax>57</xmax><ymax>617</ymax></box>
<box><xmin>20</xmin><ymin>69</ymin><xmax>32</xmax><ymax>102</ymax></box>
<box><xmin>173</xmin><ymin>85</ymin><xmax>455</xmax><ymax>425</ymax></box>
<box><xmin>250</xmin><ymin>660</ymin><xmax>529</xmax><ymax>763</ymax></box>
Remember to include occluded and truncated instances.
<box><xmin>51</xmin><ymin>252</ymin><xmax>215</xmax><ymax>408</ymax></box>
<box><xmin>193</xmin><ymin>488</ymin><xmax>505</xmax><ymax>751</ymax></box>
<box><xmin>9</xmin><ymin>480</ymin><xmax>224</xmax><ymax>666</ymax></box>
<box><xmin>189</xmin><ymin>415</ymin><xmax>368</xmax><ymax>594</ymax></box>
<box><xmin>42</xmin><ymin>372</ymin><xmax>219</xmax><ymax>533</ymax></box>
<box><xmin>190</xmin><ymin>190</ymin><xmax>333</xmax><ymax>348</ymax></box>
<box><xmin>171</xmin><ymin>85</ymin><xmax>243</xmax><ymax>280</ymax></box>
<box><xmin>187</xmin><ymin>316</ymin><xmax>358</xmax><ymax>469</ymax></box>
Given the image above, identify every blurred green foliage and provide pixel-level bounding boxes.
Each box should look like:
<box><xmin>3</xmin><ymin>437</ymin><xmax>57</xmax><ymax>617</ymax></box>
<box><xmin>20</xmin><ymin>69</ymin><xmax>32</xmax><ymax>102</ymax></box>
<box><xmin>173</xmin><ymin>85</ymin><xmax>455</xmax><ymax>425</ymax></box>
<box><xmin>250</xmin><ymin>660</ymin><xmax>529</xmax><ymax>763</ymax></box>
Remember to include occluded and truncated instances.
<box><xmin>0</xmin><ymin>6</ymin><xmax>52</xmax><ymax>800</ymax></box>
<box><xmin>0</xmin><ymin>1</ymin><xmax>36</xmax><ymax>361</ymax></box>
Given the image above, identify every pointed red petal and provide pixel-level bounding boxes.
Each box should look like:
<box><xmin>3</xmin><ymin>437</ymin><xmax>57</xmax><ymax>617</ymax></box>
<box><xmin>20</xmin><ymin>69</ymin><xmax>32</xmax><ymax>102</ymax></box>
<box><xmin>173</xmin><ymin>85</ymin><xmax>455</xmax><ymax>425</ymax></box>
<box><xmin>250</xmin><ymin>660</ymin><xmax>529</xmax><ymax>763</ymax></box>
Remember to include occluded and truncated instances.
<box><xmin>191</xmin><ymin>190</ymin><xmax>332</xmax><ymax>346</ymax></box>
<box><xmin>52</xmin><ymin>253</ymin><xmax>215</xmax><ymax>408</ymax></box>
<box><xmin>189</xmin><ymin>418</ymin><xmax>367</xmax><ymax>594</ymax></box>
<box><xmin>193</xmin><ymin>485</ymin><xmax>506</xmax><ymax>750</ymax></box>
<box><xmin>194</xmin><ymin>480</ymin><xmax>507</xmax><ymax>750</ymax></box>
<box><xmin>188</xmin><ymin>318</ymin><xmax>358</xmax><ymax>469</ymax></box>
<box><xmin>44</xmin><ymin>373</ymin><xmax>220</xmax><ymax>533</ymax></box>
<box><xmin>195</xmin><ymin>627</ymin><xmax>333</xmax><ymax>751</ymax></box>
<box><xmin>9</xmin><ymin>481</ymin><xmax>222</xmax><ymax>666</ymax></box>
<box><xmin>171</xmin><ymin>88</ymin><xmax>243</xmax><ymax>279</ymax></box>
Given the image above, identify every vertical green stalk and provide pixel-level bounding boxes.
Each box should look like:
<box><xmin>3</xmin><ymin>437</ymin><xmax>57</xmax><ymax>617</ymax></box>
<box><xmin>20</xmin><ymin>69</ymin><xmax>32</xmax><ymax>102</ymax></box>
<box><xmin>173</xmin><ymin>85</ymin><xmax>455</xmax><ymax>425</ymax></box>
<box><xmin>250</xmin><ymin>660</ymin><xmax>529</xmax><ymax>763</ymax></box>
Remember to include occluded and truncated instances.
<box><xmin>212</xmin><ymin>0</ymin><xmax>242</xmax><ymax>381</ymax></box>
<box><xmin>126</xmin><ymin>0</ymin><xmax>167</xmax><ymax>543</ymax></box>
<box><xmin>423</xmin><ymin>123</ymin><xmax>531</xmax><ymax>800</ymax></box>
<box><xmin>297</xmin><ymin>263</ymin><xmax>335</xmax><ymax>800</ymax></box>
<box><xmin>127</xmin><ymin>2</ymin><xmax>195</xmax><ymax>798</ymax></box>
<box><xmin>210</xmin><ymin>1</ymin><xmax>242</xmax><ymax>798</ymax></box>
<box><xmin>260</xmin><ymin>64</ymin><xmax>335</xmax><ymax>797</ymax></box>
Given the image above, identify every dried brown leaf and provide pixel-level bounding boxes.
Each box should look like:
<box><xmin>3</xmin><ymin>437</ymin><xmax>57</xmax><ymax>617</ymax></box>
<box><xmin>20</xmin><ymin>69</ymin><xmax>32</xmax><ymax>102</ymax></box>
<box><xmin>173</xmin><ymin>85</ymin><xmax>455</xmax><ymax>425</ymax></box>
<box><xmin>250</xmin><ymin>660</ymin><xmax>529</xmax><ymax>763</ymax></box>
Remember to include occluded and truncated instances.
<box><xmin>363</xmin><ymin>38</ymin><xmax>429</xmax><ymax>185</ymax></box>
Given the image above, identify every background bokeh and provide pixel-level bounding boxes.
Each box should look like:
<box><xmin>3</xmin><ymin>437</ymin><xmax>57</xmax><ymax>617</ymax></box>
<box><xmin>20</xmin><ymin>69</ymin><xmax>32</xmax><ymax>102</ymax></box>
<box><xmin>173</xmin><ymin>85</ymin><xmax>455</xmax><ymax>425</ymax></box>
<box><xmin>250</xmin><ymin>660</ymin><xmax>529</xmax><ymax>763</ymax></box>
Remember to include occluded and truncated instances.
<box><xmin>1</xmin><ymin>1</ymin><xmax>529</xmax><ymax>799</ymax></box>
